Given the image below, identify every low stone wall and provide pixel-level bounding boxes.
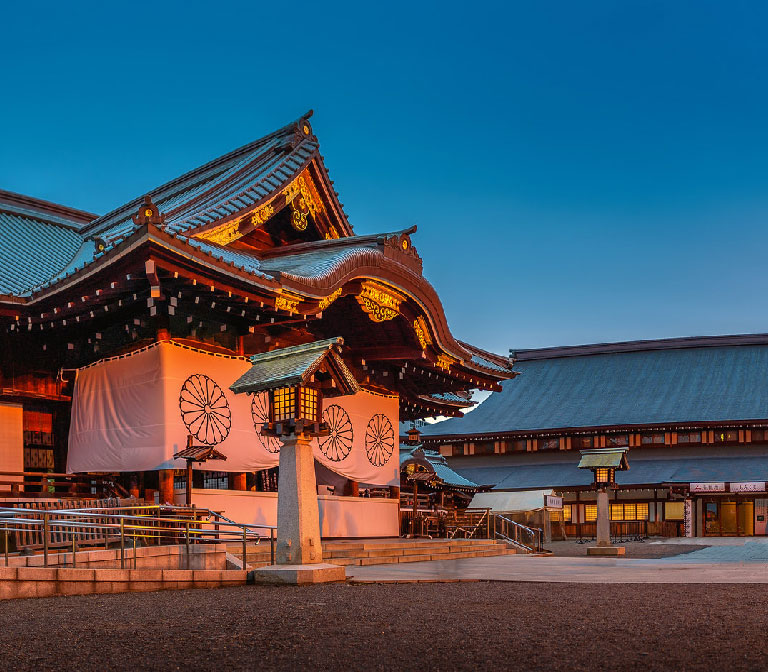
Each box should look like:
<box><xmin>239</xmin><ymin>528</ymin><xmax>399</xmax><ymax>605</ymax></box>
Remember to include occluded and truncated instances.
<box><xmin>0</xmin><ymin>544</ymin><xmax>247</xmax><ymax>600</ymax></box>
<box><xmin>5</xmin><ymin>543</ymin><xmax>227</xmax><ymax>571</ymax></box>
<box><xmin>0</xmin><ymin>567</ymin><xmax>248</xmax><ymax>600</ymax></box>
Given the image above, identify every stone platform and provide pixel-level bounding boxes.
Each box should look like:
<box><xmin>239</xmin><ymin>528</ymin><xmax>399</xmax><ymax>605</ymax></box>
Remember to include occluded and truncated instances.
<box><xmin>248</xmin><ymin>563</ymin><xmax>346</xmax><ymax>585</ymax></box>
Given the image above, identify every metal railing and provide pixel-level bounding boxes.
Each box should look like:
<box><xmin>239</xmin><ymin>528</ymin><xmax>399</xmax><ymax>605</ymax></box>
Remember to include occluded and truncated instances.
<box><xmin>0</xmin><ymin>504</ymin><xmax>276</xmax><ymax>569</ymax></box>
<box><xmin>491</xmin><ymin>513</ymin><xmax>543</xmax><ymax>553</ymax></box>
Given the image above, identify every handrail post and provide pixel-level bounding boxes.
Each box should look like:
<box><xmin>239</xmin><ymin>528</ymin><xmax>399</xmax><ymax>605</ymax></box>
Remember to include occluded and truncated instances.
<box><xmin>4</xmin><ymin>530</ymin><xmax>7</xmax><ymax>567</ymax></box>
<box><xmin>133</xmin><ymin>533</ymin><xmax>137</xmax><ymax>569</ymax></box>
<box><xmin>270</xmin><ymin>528</ymin><xmax>275</xmax><ymax>565</ymax></box>
<box><xmin>242</xmin><ymin>527</ymin><xmax>247</xmax><ymax>570</ymax></box>
<box><xmin>185</xmin><ymin>521</ymin><xmax>190</xmax><ymax>569</ymax></box>
<box><xmin>43</xmin><ymin>513</ymin><xmax>49</xmax><ymax>567</ymax></box>
<box><xmin>120</xmin><ymin>518</ymin><xmax>125</xmax><ymax>569</ymax></box>
<box><xmin>72</xmin><ymin>535</ymin><xmax>77</xmax><ymax>568</ymax></box>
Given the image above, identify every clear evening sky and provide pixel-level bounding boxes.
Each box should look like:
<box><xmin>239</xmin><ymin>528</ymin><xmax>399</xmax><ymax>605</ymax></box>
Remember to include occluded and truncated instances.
<box><xmin>2</xmin><ymin>1</ymin><xmax>766</xmax><ymax>355</ymax></box>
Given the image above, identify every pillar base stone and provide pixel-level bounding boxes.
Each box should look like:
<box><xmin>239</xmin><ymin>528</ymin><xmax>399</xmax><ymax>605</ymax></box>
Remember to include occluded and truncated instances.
<box><xmin>248</xmin><ymin>563</ymin><xmax>346</xmax><ymax>585</ymax></box>
<box><xmin>587</xmin><ymin>546</ymin><xmax>626</xmax><ymax>556</ymax></box>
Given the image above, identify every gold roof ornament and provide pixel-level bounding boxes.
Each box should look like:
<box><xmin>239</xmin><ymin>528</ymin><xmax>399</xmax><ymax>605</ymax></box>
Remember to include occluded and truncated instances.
<box><xmin>357</xmin><ymin>280</ymin><xmax>405</xmax><ymax>322</ymax></box>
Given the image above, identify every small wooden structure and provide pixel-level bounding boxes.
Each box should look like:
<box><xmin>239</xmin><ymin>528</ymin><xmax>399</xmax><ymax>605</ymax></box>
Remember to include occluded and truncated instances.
<box><xmin>174</xmin><ymin>437</ymin><xmax>227</xmax><ymax>506</ymax></box>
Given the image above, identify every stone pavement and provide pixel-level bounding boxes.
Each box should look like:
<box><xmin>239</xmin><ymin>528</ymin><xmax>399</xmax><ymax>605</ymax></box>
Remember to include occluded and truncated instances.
<box><xmin>347</xmin><ymin>550</ymin><xmax>768</xmax><ymax>583</ymax></box>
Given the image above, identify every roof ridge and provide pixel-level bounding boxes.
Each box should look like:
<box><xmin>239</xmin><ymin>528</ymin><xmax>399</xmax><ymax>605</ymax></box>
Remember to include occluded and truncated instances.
<box><xmin>512</xmin><ymin>333</ymin><xmax>768</xmax><ymax>361</ymax></box>
<box><xmin>248</xmin><ymin>337</ymin><xmax>343</xmax><ymax>363</ymax></box>
<box><xmin>259</xmin><ymin>226</ymin><xmax>417</xmax><ymax>259</ymax></box>
<box><xmin>82</xmin><ymin>111</ymin><xmax>313</xmax><ymax>235</ymax></box>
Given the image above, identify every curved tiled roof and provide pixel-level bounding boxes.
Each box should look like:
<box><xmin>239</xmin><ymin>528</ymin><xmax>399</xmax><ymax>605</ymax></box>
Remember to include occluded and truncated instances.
<box><xmin>0</xmin><ymin>210</ymin><xmax>89</xmax><ymax>296</ymax></box>
<box><xmin>85</xmin><ymin>114</ymin><xmax>323</xmax><ymax>241</ymax></box>
<box><xmin>421</xmin><ymin>338</ymin><xmax>768</xmax><ymax>438</ymax></box>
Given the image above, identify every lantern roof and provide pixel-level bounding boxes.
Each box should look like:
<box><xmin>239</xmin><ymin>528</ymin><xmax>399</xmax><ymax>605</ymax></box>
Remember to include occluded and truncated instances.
<box><xmin>173</xmin><ymin>444</ymin><xmax>227</xmax><ymax>462</ymax></box>
<box><xmin>229</xmin><ymin>336</ymin><xmax>359</xmax><ymax>396</ymax></box>
<box><xmin>577</xmin><ymin>447</ymin><xmax>629</xmax><ymax>470</ymax></box>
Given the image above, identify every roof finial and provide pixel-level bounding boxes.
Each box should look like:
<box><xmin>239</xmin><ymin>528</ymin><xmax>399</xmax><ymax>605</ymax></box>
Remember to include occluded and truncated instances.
<box><xmin>132</xmin><ymin>195</ymin><xmax>166</xmax><ymax>227</ymax></box>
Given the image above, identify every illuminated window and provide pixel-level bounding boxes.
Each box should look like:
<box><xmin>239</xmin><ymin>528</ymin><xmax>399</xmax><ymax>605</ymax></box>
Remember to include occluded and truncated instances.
<box><xmin>595</xmin><ymin>468</ymin><xmax>610</xmax><ymax>483</ymax></box>
<box><xmin>299</xmin><ymin>387</ymin><xmax>318</xmax><ymax>421</ymax></box>
<box><xmin>636</xmin><ymin>503</ymin><xmax>649</xmax><ymax>520</ymax></box>
<box><xmin>563</xmin><ymin>505</ymin><xmax>572</xmax><ymax>522</ymax></box>
<box><xmin>665</xmin><ymin>501</ymin><xmax>685</xmax><ymax>521</ymax></box>
<box><xmin>714</xmin><ymin>429</ymin><xmax>740</xmax><ymax>443</ymax></box>
<box><xmin>273</xmin><ymin>387</ymin><xmax>296</xmax><ymax>422</ymax></box>
<box><xmin>610</xmin><ymin>504</ymin><xmax>624</xmax><ymax>521</ymax></box>
<box><xmin>624</xmin><ymin>503</ymin><xmax>637</xmax><ymax>520</ymax></box>
<box><xmin>585</xmin><ymin>505</ymin><xmax>597</xmax><ymax>522</ymax></box>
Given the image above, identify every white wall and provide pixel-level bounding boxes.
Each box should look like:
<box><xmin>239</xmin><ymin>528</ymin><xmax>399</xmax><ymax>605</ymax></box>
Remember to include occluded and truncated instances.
<box><xmin>176</xmin><ymin>489</ymin><xmax>399</xmax><ymax>538</ymax></box>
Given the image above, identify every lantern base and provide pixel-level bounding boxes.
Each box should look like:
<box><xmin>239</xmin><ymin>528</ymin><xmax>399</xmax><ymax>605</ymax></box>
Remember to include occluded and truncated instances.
<box><xmin>586</xmin><ymin>546</ymin><xmax>626</xmax><ymax>556</ymax></box>
<box><xmin>248</xmin><ymin>563</ymin><xmax>346</xmax><ymax>585</ymax></box>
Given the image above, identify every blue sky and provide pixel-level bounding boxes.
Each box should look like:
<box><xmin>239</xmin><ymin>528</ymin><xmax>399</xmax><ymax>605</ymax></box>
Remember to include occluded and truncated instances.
<box><xmin>2</xmin><ymin>1</ymin><xmax>767</xmax><ymax>355</ymax></box>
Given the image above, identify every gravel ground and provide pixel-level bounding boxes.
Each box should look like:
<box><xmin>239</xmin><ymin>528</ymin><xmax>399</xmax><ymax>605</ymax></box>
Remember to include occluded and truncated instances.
<box><xmin>547</xmin><ymin>540</ymin><xmax>710</xmax><ymax>558</ymax></box>
<box><xmin>1</xmin><ymin>582</ymin><xmax>767</xmax><ymax>671</ymax></box>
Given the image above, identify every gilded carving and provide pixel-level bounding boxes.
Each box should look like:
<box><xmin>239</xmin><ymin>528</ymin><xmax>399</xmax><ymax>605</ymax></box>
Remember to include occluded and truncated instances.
<box><xmin>436</xmin><ymin>354</ymin><xmax>458</xmax><ymax>371</ymax></box>
<box><xmin>318</xmin><ymin>287</ymin><xmax>342</xmax><ymax>312</ymax></box>
<box><xmin>283</xmin><ymin>172</ymin><xmax>323</xmax><ymax>232</ymax></box>
<box><xmin>356</xmin><ymin>281</ymin><xmax>404</xmax><ymax>322</ymax></box>
<box><xmin>250</xmin><ymin>202</ymin><xmax>275</xmax><ymax>226</ymax></box>
<box><xmin>195</xmin><ymin>219</ymin><xmax>243</xmax><ymax>246</ymax></box>
<box><xmin>413</xmin><ymin>316</ymin><xmax>432</xmax><ymax>350</ymax></box>
<box><xmin>275</xmin><ymin>293</ymin><xmax>301</xmax><ymax>313</ymax></box>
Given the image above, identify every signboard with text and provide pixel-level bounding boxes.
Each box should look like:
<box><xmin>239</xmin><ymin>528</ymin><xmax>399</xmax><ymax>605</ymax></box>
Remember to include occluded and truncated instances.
<box><xmin>729</xmin><ymin>482</ymin><xmax>766</xmax><ymax>493</ymax></box>
<box><xmin>689</xmin><ymin>482</ymin><xmax>726</xmax><ymax>493</ymax></box>
<box><xmin>545</xmin><ymin>495</ymin><xmax>563</xmax><ymax>509</ymax></box>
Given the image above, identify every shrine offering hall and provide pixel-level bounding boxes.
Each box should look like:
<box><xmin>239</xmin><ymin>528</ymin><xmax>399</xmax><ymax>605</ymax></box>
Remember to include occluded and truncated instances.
<box><xmin>0</xmin><ymin>112</ymin><xmax>513</xmax><ymax>538</ymax></box>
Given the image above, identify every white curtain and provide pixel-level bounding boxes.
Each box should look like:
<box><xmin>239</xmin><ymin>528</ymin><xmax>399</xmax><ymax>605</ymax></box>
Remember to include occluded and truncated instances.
<box><xmin>67</xmin><ymin>341</ymin><xmax>399</xmax><ymax>485</ymax></box>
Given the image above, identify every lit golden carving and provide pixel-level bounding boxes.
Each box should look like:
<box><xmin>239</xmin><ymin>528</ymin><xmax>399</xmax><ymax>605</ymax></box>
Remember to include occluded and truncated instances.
<box><xmin>275</xmin><ymin>293</ymin><xmax>301</xmax><ymax>313</ymax></box>
<box><xmin>325</xmin><ymin>225</ymin><xmax>340</xmax><ymax>240</ymax></box>
<box><xmin>356</xmin><ymin>281</ymin><xmax>404</xmax><ymax>322</ymax></box>
<box><xmin>318</xmin><ymin>287</ymin><xmax>342</xmax><ymax>312</ymax></box>
<box><xmin>250</xmin><ymin>202</ymin><xmax>275</xmax><ymax>226</ymax></box>
<box><xmin>196</xmin><ymin>219</ymin><xmax>243</xmax><ymax>246</ymax></box>
<box><xmin>436</xmin><ymin>354</ymin><xmax>458</xmax><ymax>371</ymax></box>
<box><xmin>283</xmin><ymin>172</ymin><xmax>323</xmax><ymax>232</ymax></box>
<box><xmin>413</xmin><ymin>316</ymin><xmax>432</xmax><ymax>350</ymax></box>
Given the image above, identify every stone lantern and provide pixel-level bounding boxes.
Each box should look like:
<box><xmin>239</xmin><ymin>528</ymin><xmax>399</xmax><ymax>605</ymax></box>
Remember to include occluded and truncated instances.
<box><xmin>578</xmin><ymin>447</ymin><xmax>629</xmax><ymax>557</ymax></box>
<box><xmin>230</xmin><ymin>337</ymin><xmax>358</xmax><ymax>584</ymax></box>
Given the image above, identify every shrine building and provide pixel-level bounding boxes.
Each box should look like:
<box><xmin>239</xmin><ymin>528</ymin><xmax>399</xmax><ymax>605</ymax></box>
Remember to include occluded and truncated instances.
<box><xmin>0</xmin><ymin>112</ymin><xmax>514</xmax><ymax>538</ymax></box>
<box><xmin>420</xmin><ymin>334</ymin><xmax>768</xmax><ymax>538</ymax></box>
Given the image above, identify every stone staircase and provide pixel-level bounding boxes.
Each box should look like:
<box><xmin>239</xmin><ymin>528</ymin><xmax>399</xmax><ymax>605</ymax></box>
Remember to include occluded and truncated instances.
<box><xmin>228</xmin><ymin>538</ymin><xmax>516</xmax><ymax>570</ymax></box>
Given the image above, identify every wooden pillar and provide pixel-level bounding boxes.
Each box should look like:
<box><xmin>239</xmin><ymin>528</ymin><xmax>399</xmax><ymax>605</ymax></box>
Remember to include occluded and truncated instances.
<box><xmin>159</xmin><ymin>469</ymin><xmax>175</xmax><ymax>505</ymax></box>
<box><xmin>389</xmin><ymin>485</ymin><xmax>400</xmax><ymax>500</ymax></box>
<box><xmin>128</xmin><ymin>473</ymin><xmax>140</xmax><ymax>499</ymax></box>
<box><xmin>344</xmin><ymin>479</ymin><xmax>359</xmax><ymax>497</ymax></box>
<box><xmin>185</xmin><ymin>461</ymin><xmax>193</xmax><ymax>507</ymax></box>
<box><xmin>235</xmin><ymin>335</ymin><xmax>245</xmax><ymax>356</ymax></box>
<box><xmin>232</xmin><ymin>472</ymin><xmax>247</xmax><ymax>491</ymax></box>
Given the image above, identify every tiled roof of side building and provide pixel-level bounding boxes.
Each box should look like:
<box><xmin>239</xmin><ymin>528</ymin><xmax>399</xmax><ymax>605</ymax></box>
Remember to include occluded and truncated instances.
<box><xmin>0</xmin><ymin>210</ymin><xmax>92</xmax><ymax>296</ymax></box>
<box><xmin>421</xmin><ymin>335</ymin><xmax>768</xmax><ymax>438</ymax></box>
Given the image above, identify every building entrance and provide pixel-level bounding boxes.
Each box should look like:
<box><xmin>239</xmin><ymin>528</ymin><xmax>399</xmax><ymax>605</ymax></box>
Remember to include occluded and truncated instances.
<box><xmin>704</xmin><ymin>499</ymin><xmax>755</xmax><ymax>536</ymax></box>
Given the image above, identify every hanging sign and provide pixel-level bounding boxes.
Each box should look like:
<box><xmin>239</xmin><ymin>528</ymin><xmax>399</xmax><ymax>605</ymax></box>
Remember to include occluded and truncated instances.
<box><xmin>690</xmin><ymin>482</ymin><xmax>726</xmax><ymax>493</ymax></box>
<box><xmin>729</xmin><ymin>482</ymin><xmax>766</xmax><ymax>493</ymax></box>
<box><xmin>684</xmin><ymin>499</ymin><xmax>693</xmax><ymax>537</ymax></box>
<box><xmin>545</xmin><ymin>495</ymin><xmax>563</xmax><ymax>509</ymax></box>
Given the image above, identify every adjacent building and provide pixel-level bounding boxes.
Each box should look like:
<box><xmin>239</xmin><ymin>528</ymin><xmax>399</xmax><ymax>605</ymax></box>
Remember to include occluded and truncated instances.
<box><xmin>420</xmin><ymin>334</ymin><xmax>768</xmax><ymax>537</ymax></box>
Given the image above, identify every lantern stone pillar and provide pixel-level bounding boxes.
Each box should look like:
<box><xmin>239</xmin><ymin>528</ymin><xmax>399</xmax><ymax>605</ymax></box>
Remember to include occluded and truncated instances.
<box><xmin>596</xmin><ymin>489</ymin><xmax>611</xmax><ymax>547</ymax></box>
<box><xmin>276</xmin><ymin>433</ymin><xmax>323</xmax><ymax>564</ymax></box>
